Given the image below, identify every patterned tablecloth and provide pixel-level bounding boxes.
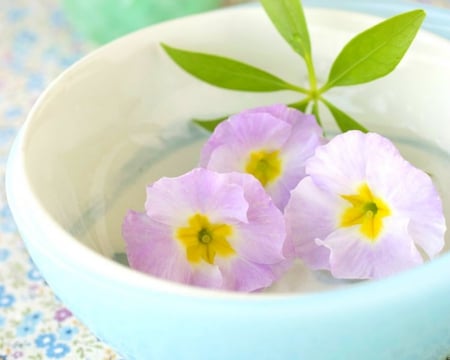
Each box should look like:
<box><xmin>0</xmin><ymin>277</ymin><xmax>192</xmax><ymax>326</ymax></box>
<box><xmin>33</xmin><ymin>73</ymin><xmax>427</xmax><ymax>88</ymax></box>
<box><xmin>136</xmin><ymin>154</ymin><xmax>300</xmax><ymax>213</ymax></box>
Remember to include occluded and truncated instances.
<box><xmin>0</xmin><ymin>0</ymin><xmax>449</xmax><ymax>359</ymax></box>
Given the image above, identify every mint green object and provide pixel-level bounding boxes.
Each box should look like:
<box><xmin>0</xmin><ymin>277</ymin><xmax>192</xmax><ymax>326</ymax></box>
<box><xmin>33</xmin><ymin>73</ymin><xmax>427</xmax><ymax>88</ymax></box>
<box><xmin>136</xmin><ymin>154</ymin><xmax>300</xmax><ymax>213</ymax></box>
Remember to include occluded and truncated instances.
<box><xmin>62</xmin><ymin>0</ymin><xmax>223</xmax><ymax>44</ymax></box>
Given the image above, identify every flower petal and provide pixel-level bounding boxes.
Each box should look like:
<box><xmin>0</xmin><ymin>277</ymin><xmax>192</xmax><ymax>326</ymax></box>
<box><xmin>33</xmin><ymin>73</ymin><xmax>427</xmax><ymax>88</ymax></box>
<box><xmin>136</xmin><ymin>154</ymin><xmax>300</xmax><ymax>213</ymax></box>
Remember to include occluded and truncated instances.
<box><xmin>200</xmin><ymin>104</ymin><xmax>301</xmax><ymax>166</ymax></box>
<box><xmin>305</xmin><ymin>130</ymin><xmax>374</xmax><ymax>194</ymax></box>
<box><xmin>190</xmin><ymin>263</ymin><xmax>223</xmax><ymax>289</ymax></box>
<box><xmin>123</xmin><ymin>210</ymin><xmax>193</xmax><ymax>283</ymax></box>
<box><xmin>281</xmin><ymin>114</ymin><xmax>324</xmax><ymax>163</ymax></box>
<box><xmin>285</xmin><ymin>177</ymin><xmax>336</xmax><ymax>269</ymax></box>
<box><xmin>226</xmin><ymin>172</ymin><xmax>286</xmax><ymax>264</ymax></box>
<box><xmin>322</xmin><ymin>217</ymin><xmax>423</xmax><ymax>279</ymax></box>
<box><xmin>145</xmin><ymin>168</ymin><xmax>249</xmax><ymax>226</ymax></box>
<box><xmin>367</xmin><ymin>155</ymin><xmax>446</xmax><ymax>258</ymax></box>
<box><xmin>218</xmin><ymin>257</ymin><xmax>278</xmax><ymax>292</ymax></box>
<box><xmin>240</xmin><ymin>103</ymin><xmax>313</xmax><ymax>126</ymax></box>
<box><xmin>272</xmin><ymin>115</ymin><xmax>324</xmax><ymax>209</ymax></box>
<box><xmin>201</xmin><ymin>112</ymin><xmax>292</xmax><ymax>170</ymax></box>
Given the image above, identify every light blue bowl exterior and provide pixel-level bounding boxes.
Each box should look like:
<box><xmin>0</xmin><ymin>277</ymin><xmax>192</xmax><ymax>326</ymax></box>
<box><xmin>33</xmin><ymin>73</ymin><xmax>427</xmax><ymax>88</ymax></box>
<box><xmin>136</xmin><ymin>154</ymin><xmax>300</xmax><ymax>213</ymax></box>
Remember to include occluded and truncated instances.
<box><xmin>6</xmin><ymin>2</ymin><xmax>450</xmax><ymax>359</ymax></box>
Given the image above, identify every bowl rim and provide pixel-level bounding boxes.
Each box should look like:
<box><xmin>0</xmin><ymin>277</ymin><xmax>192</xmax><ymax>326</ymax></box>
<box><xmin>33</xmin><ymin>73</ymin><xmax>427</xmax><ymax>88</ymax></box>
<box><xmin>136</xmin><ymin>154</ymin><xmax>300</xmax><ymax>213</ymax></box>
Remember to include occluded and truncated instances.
<box><xmin>6</xmin><ymin>4</ymin><xmax>450</xmax><ymax>304</ymax></box>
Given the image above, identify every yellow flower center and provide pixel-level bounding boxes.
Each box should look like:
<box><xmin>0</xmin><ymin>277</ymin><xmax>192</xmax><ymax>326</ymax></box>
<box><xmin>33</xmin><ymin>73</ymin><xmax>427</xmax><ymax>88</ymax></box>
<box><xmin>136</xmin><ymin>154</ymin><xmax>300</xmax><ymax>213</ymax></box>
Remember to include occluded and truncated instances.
<box><xmin>245</xmin><ymin>150</ymin><xmax>282</xmax><ymax>186</ymax></box>
<box><xmin>340</xmin><ymin>183</ymin><xmax>391</xmax><ymax>241</ymax></box>
<box><xmin>176</xmin><ymin>213</ymin><xmax>235</xmax><ymax>264</ymax></box>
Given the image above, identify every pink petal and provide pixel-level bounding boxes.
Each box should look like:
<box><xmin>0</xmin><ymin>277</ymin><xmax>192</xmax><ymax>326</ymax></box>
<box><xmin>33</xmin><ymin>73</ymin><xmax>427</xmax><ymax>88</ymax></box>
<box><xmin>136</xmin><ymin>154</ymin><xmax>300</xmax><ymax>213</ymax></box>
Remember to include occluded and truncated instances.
<box><xmin>265</xmin><ymin>180</ymin><xmax>292</xmax><ymax>217</ymax></box>
<box><xmin>322</xmin><ymin>217</ymin><xmax>423</xmax><ymax>279</ymax></box>
<box><xmin>272</xmin><ymin>115</ymin><xmax>324</xmax><ymax>209</ymax></box>
<box><xmin>225</xmin><ymin>172</ymin><xmax>286</xmax><ymax>264</ymax></box>
<box><xmin>284</xmin><ymin>177</ymin><xmax>337</xmax><ymax>269</ymax></box>
<box><xmin>367</xmin><ymin>157</ymin><xmax>446</xmax><ymax>258</ymax></box>
<box><xmin>145</xmin><ymin>168</ymin><xmax>249</xmax><ymax>226</ymax></box>
<box><xmin>123</xmin><ymin>210</ymin><xmax>193</xmax><ymax>283</ymax></box>
<box><xmin>124</xmin><ymin>210</ymin><xmax>225</xmax><ymax>288</ymax></box>
<box><xmin>190</xmin><ymin>263</ymin><xmax>223</xmax><ymax>289</ymax></box>
<box><xmin>201</xmin><ymin>112</ymin><xmax>292</xmax><ymax>169</ymax></box>
<box><xmin>281</xmin><ymin>114</ymin><xmax>324</xmax><ymax>161</ymax></box>
<box><xmin>305</xmin><ymin>130</ymin><xmax>373</xmax><ymax>194</ymax></box>
<box><xmin>218</xmin><ymin>257</ymin><xmax>278</xmax><ymax>292</ymax></box>
<box><xmin>240</xmin><ymin>103</ymin><xmax>315</xmax><ymax>127</ymax></box>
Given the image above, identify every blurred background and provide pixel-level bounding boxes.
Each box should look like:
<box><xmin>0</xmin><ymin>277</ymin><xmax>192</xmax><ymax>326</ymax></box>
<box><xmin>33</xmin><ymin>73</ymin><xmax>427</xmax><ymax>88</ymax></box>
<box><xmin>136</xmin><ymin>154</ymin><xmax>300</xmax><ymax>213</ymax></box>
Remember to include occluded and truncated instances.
<box><xmin>61</xmin><ymin>0</ymin><xmax>252</xmax><ymax>44</ymax></box>
<box><xmin>0</xmin><ymin>0</ymin><xmax>449</xmax><ymax>359</ymax></box>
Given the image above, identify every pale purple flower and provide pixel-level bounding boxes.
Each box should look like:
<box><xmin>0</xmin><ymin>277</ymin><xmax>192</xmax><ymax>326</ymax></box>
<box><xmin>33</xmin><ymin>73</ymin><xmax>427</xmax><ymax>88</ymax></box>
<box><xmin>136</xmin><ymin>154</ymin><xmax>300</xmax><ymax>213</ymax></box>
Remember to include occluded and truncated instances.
<box><xmin>123</xmin><ymin>168</ymin><xmax>287</xmax><ymax>292</ymax></box>
<box><xmin>284</xmin><ymin>131</ymin><xmax>446</xmax><ymax>279</ymax></box>
<box><xmin>200</xmin><ymin>104</ymin><xmax>324</xmax><ymax>210</ymax></box>
<box><xmin>54</xmin><ymin>308</ymin><xmax>72</xmax><ymax>322</ymax></box>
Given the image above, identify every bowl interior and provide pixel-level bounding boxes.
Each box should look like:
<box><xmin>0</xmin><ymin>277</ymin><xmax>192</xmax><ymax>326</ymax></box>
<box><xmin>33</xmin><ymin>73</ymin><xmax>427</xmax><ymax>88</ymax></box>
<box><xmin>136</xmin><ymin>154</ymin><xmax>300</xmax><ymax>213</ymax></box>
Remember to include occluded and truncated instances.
<box><xmin>21</xmin><ymin>7</ymin><xmax>450</xmax><ymax>293</ymax></box>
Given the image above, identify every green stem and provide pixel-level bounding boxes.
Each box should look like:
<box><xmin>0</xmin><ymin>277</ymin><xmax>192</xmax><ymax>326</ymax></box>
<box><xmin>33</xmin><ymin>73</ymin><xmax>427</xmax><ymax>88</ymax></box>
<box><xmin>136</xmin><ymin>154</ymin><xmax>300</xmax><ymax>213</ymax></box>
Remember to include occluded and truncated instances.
<box><xmin>312</xmin><ymin>99</ymin><xmax>322</xmax><ymax>127</ymax></box>
<box><xmin>304</xmin><ymin>53</ymin><xmax>318</xmax><ymax>94</ymax></box>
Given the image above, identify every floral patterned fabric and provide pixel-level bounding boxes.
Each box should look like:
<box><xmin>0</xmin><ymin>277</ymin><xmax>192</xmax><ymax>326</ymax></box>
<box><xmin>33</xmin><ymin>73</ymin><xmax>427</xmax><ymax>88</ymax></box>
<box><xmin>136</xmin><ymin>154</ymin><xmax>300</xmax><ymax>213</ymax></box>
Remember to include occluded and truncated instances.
<box><xmin>0</xmin><ymin>0</ymin><xmax>448</xmax><ymax>359</ymax></box>
<box><xmin>0</xmin><ymin>1</ymin><xmax>124</xmax><ymax>358</ymax></box>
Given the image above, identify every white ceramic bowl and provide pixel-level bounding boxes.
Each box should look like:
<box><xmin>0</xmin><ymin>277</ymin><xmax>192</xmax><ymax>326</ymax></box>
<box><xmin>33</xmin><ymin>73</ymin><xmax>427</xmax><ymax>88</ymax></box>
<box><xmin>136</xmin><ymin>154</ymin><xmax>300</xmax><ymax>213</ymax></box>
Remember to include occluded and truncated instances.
<box><xmin>6</xmin><ymin>5</ymin><xmax>450</xmax><ymax>359</ymax></box>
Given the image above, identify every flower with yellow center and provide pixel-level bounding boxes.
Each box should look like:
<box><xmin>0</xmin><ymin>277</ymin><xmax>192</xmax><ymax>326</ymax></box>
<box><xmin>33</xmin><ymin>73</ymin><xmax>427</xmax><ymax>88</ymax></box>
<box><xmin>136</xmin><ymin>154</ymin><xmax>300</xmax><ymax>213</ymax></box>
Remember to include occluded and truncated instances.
<box><xmin>285</xmin><ymin>131</ymin><xmax>446</xmax><ymax>279</ymax></box>
<box><xmin>200</xmin><ymin>104</ymin><xmax>324</xmax><ymax>210</ymax></box>
<box><xmin>123</xmin><ymin>168</ymin><xmax>287</xmax><ymax>291</ymax></box>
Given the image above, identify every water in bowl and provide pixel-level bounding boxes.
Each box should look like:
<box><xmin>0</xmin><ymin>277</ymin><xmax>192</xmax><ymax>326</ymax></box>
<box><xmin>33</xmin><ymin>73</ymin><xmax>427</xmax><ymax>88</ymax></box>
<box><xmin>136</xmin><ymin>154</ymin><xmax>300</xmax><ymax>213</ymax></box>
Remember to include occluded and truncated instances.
<box><xmin>68</xmin><ymin>123</ymin><xmax>450</xmax><ymax>293</ymax></box>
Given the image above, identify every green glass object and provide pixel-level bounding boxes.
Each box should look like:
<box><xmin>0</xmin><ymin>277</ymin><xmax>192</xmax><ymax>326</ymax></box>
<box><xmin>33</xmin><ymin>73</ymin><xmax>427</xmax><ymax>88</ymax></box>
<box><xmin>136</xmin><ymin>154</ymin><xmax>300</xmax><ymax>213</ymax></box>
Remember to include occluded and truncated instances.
<box><xmin>62</xmin><ymin>0</ymin><xmax>223</xmax><ymax>44</ymax></box>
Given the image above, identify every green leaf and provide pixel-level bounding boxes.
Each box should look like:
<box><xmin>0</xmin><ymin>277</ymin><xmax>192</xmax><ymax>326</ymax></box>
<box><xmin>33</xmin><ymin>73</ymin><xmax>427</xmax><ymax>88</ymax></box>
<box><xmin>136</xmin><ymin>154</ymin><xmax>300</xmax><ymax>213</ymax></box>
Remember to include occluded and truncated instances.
<box><xmin>322</xmin><ymin>99</ymin><xmax>368</xmax><ymax>133</ymax></box>
<box><xmin>113</xmin><ymin>252</ymin><xmax>130</xmax><ymax>266</ymax></box>
<box><xmin>193</xmin><ymin>116</ymin><xmax>227</xmax><ymax>132</ymax></box>
<box><xmin>161</xmin><ymin>43</ymin><xmax>306</xmax><ymax>93</ymax></box>
<box><xmin>260</xmin><ymin>0</ymin><xmax>311</xmax><ymax>60</ymax></box>
<box><xmin>288</xmin><ymin>98</ymin><xmax>310</xmax><ymax>112</ymax></box>
<box><xmin>311</xmin><ymin>101</ymin><xmax>322</xmax><ymax>127</ymax></box>
<box><xmin>323</xmin><ymin>9</ymin><xmax>425</xmax><ymax>90</ymax></box>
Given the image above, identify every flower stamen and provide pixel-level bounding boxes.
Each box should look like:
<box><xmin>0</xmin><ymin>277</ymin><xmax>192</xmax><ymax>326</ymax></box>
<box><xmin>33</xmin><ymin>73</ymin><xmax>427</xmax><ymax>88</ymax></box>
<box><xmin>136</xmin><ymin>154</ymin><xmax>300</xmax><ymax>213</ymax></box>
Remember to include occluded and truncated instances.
<box><xmin>245</xmin><ymin>149</ymin><xmax>282</xmax><ymax>186</ymax></box>
<box><xmin>198</xmin><ymin>229</ymin><xmax>212</xmax><ymax>244</ymax></box>
<box><xmin>177</xmin><ymin>213</ymin><xmax>235</xmax><ymax>264</ymax></box>
<box><xmin>340</xmin><ymin>183</ymin><xmax>391</xmax><ymax>241</ymax></box>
